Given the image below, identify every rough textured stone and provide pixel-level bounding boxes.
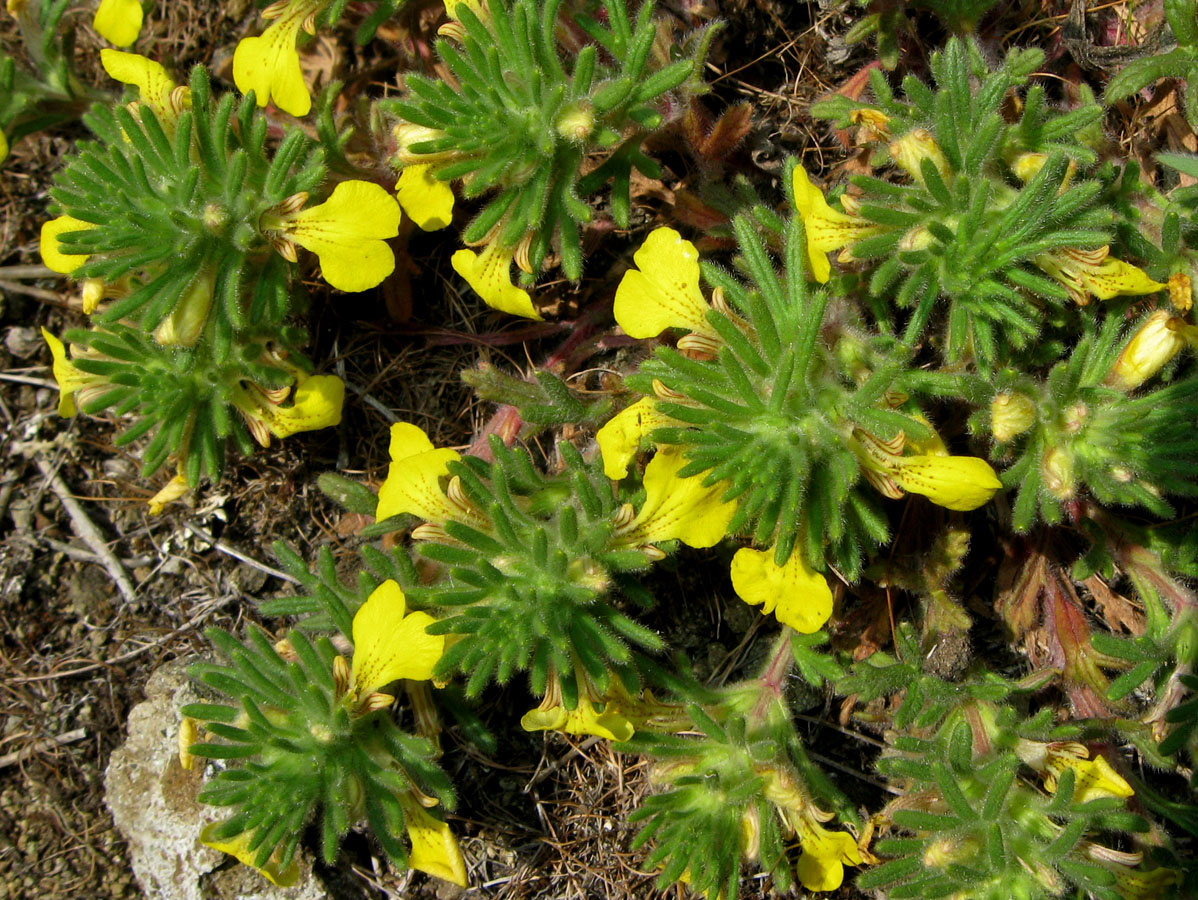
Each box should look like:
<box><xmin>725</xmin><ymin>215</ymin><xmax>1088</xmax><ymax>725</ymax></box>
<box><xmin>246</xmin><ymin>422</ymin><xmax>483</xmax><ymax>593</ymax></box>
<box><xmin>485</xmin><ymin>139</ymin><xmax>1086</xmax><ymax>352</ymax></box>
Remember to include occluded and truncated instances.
<box><xmin>105</xmin><ymin>658</ymin><xmax>327</xmax><ymax>900</ymax></box>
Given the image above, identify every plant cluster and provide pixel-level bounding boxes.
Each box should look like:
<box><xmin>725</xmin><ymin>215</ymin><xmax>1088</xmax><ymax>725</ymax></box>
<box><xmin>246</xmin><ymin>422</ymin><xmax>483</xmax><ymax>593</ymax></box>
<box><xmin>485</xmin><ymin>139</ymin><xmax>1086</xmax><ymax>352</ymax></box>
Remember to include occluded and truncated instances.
<box><xmin>19</xmin><ymin>1</ymin><xmax>1198</xmax><ymax>898</ymax></box>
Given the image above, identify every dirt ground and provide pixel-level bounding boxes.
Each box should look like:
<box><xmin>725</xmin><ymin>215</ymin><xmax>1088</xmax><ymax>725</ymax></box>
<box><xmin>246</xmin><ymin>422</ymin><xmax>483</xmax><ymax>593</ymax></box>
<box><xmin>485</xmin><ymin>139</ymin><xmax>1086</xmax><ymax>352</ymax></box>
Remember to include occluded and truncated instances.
<box><xmin>1</xmin><ymin>1</ymin><xmax>1193</xmax><ymax>898</ymax></box>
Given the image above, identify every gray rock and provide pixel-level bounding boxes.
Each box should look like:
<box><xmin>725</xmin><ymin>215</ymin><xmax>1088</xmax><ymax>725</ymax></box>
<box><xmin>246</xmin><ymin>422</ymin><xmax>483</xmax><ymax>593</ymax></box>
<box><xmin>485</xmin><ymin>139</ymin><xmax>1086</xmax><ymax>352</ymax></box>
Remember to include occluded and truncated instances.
<box><xmin>105</xmin><ymin>658</ymin><xmax>327</xmax><ymax>900</ymax></box>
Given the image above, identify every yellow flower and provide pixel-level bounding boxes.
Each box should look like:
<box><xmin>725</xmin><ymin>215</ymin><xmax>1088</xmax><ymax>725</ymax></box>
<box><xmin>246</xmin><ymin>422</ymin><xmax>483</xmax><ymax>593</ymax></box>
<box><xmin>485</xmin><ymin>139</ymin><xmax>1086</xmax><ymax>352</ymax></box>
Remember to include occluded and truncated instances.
<box><xmin>395</xmin><ymin>164</ymin><xmax>454</xmax><ymax>231</ymax></box>
<box><xmin>614</xmin><ymin>446</ymin><xmax>736</xmax><ymax>549</ymax></box>
<box><xmin>795</xmin><ymin>813</ymin><xmax>863</xmax><ymax>892</ymax></box>
<box><xmin>41</xmin><ymin>328</ymin><xmax>110</xmax><ymax>417</ymax></box>
<box><xmin>792</xmin><ymin>164</ymin><xmax>884</xmax><ymax>283</ymax></box>
<box><xmin>521</xmin><ymin>697</ymin><xmax>636</xmax><ymax>742</ymax></box>
<box><xmin>100</xmin><ymin>49</ymin><xmax>188</xmax><ymax>129</ymax></box>
<box><xmin>890</xmin><ymin>454</ymin><xmax>1004</xmax><ymax>511</ymax></box>
<box><xmin>888</xmin><ymin>128</ymin><xmax>951</xmax><ymax>187</ymax></box>
<box><xmin>763</xmin><ymin>768</ymin><xmax>861</xmax><ymax>893</ymax></box>
<box><xmin>613</xmin><ymin>227</ymin><xmax>713</xmax><ymax>338</ymax></box>
<box><xmin>520</xmin><ymin>674</ymin><xmax>677</xmax><ymax>742</ymax></box>
<box><xmin>730</xmin><ymin>546</ymin><xmax>833</xmax><ymax>633</ymax></box>
<box><xmin>852</xmin><ymin>429</ymin><xmax>1003</xmax><ymax>511</ymax></box>
<box><xmin>41</xmin><ymin>216</ymin><xmax>95</xmax><ymax>274</ymax></box>
<box><xmin>1112</xmin><ymin>866</ymin><xmax>1180</xmax><ymax>900</ymax></box>
<box><xmin>232</xmin><ymin>366</ymin><xmax>344</xmax><ymax>447</ymax></box>
<box><xmin>350</xmin><ymin>580</ymin><xmax>445</xmax><ymax>696</ymax></box>
<box><xmin>1016</xmin><ymin>740</ymin><xmax>1134</xmax><ymax>804</ymax></box>
<box><xmin>596</xmin><ymin>398</ymin><xmax>676</xmax><ymax>480</ymax></box>
<box><xmin>233</xmin><ymin>0</ymin><xmax>324</xmax><ymax>116</ymax></box>
<box><xmin>265</xmin><ymin>181</ymin><xmax>401</xmax><ymax>292</ymax></box>
<box><xmin>1105</xmin><ymin>309</ymin><xmax>1193</xmax><ymax>392</ymax></box>
<box><xmin>148</xmin><ymin>466</ymin><xmax>190</xmax><ymax>515</ymax></box>
<box><xmin>450</xmin><ymin>243</ymin><xmax>541</xmax><ymax>319</ymax></box>
<box><xmin>93</xmin><ymin>0</ymin><xmax>143</xmax><ymax>47</ymax></box>
<box><xmin>398</xmin><ymin>794</ymin><xmax>467</xmax><ymax>886</ymax></box>
<box><xmin>375</xmin><ymin>422</ymin><xmax>463</xmax><ymax>523</ymax></box>
<box><xmin>440</xmin><ymin>0</ymin><xmax>488</xmax><ymax>39</ymax></box>
<box><xmin>0</xmin><ymin>128</ymin><xmax>8</xmax><ymax>165</ymax></box>
<box><xmin>1034</xmin><ymin>246</ymin><xmax>1165</xmax><ymax>306</ymax></box>
<box><xmin>1046</xmin><ymin>749</ymin><xmax>1133</xmax><ymax>804</ymax></box>
<box><xmin>199</xmin><ymin>823</ymin><xmax>301</xmax><ymax>886</ymax></box>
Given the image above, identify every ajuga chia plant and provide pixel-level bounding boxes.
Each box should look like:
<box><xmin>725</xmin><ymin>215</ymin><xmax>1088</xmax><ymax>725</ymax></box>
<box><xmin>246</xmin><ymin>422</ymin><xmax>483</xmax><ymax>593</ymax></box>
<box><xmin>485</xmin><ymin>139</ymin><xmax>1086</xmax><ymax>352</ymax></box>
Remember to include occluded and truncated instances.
<box><xmin>811</xmin><ymin>38</ymin><xmax>1166</xmax><ymax>368</ymax></box>
<box><xmin>627</xmin><ymin>631</ymin><xmax>862</xmax><ymax>896</ymax></box>
<box><xmin>182</xmin><ymin>580</ymin><xmax>464</xmax><ymax>885</ymax></box>
<box><xmin>296</xmin><ymin>424</ymin><xmax>688</xmax><ymax>708</ymax></box>
<box><xmin>40</xmin><ymin>59</ymin><xmax>402</xmax><ymax>489</ymax></box>
<box><xmin>1106</xmin><ymin>0</ymin><xmax>1198</xmax><ymax>129</ymax></box>
<box><xmin>383</xmin><ymin>0</ymin><xmax>710</xmax><ymax>310</ymax></box>
<box><xmin>1</xmin><ymin>0</ymin><xmax>105</xmax><ymax>162</ymax></box>
<box><xmin>598</xmin><ymin>180</ymin><xmax>1002</xmax><ymax>584</ymax></box>
<box><xmin>978</xmin><ymin>309</ymin><xmax>1198</xmax><ymax>531</ymax></box>
<box><xmin>841</xmin><ymin>625</ymin><xmax>1179</xmax><ymax>900</ymax></box>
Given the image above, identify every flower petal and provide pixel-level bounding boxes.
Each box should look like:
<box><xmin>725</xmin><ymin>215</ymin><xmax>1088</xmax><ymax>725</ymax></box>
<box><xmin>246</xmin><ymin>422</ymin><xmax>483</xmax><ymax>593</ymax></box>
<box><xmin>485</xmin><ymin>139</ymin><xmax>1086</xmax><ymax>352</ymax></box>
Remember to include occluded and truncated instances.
<box><xmin>100</xmin><ymin>49</ymin><xmax>175</xmax><ymax>121</ymax></box>
<box><xmin>1064</xmin><ymin>755</ymin><xmax>1134</xmax><ymax>804</ymax></box>
<box><xmin>730</xmin><ymin>546</ymin><xmax>833</xmax><ymax>633</ymax></box>
<box><xmin>351</xmin><ymin>580</ymin><xmax>445</xmax><ymax>694</ymax></box>
<box><xmin>596</xmin><ymin>398</ymin><xmax>674</xmax><ymax>480</ymax></box>
<box><xmin>41</xmin><ymin>215</ymin><xmax>94</xmax><ymax>273</ymax></box>
<box><xmin>199</xmin><ymin>823</ymin><xmax>300</xmax><ymax>887</ymax></box>
<box><xmin>286</xmin><ymin>181</ymin><xmax>401</xmax><ymax>291</ymax></box>
<box><xmin>269</xmin><ymin>373</ymin><xmax>344</xmax><ymax>437</ymax></box>
<box><xmin>402</xmin><ymin>799</ymin><xmax>468</xmax><ymax>886</ymax></box>
<box><xmin>41</xmin><ymin>327</ymin><xmax>84</xmax><ymax>416</ymax></box>
<box><xmin>396</xmin><ymin>164</ymin><xmax>454</xmax><ymax>231</ymax></box>
<box><xmin>450</xmin><ymin>245</ymin><xmax>541</xmax><ymax>319</ymax></box>
<box><xmin>621</xmin><ymin>447</ymin><xmax>736</xmax><ymax>548</ymax></box>
<box><xmin>376</xmin><ymin>423</ymin><xmax>462</xmax><ymax>522</ymax></box>
<box><xmin>1085</xmin><ymin>257</ymin><xmax>1167</xmax><ymax>301</ymax></box>
<box><xmin>520</xmin><ymin>701</ymin><xmax>635</xmax><ymax>742</ymax></box>
<box><xmin>613</xmin><ymin>227</ymin><xmax>710</xmax><ymax>337</ymax></box>
<box><xmin>796</xmin><ymin>850</ymin><xmax>844</xmax><ymax>893</ymax></box>
<box><xmin>0</xmin><ymin>127</ymin><xmax>9</xmax><ymax>165</ymax></box>
<box><xmin>232</xmin><ymin>8</ymin><xmax>311</xmax><ymax>116</ymax></box>
<box><xmin>93</xmin><ymin>0</ymin><xmax>143</xmax><ymax>47</ymax></box>
<box><xmin>389</xmin><ymin>420</ymin><xmax>439</xmax><ymax>459</ymax></box>
<box><xmin>891</xmin><ymin>454</ymin><xmax>1003</xmax><ymax>511</ymax></box>
<box><xmin>792</xmin><ymin>165</ymin><xmax>881</xmax><ymax>283</ymax></box>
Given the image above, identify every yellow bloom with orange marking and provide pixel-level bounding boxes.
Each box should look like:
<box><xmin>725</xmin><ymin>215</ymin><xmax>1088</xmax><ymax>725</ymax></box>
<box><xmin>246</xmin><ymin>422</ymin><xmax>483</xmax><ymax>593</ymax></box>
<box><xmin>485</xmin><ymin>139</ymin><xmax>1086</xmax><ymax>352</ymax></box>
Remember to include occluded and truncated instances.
<box><xmin>263</xmin><ymin>181</ymin><xmax>401</xmax><ymax>292</ymax></box>
<box><xmin>375</xmin><ymin>422</ymin><xmax>464</xmax><ymax>524</ymax></box>
<box><xmin>451</xmin><ymin>243</ymin><xmax>541</xmax><ymax>319</ymax></box>
<box><xmin>730</xmin><ymin>546</ymin><xmax>833</xmax><ymax>633</ymax></box>
<box><xmin>233</xmin><ymin>0</ymin><xmax>325</xmax><ymax>116</ymax></box>
<box><xmin>613</xmin><ymin>447</ymin><xmax>736</xmax><ymax>550</ymax></box>
<box><xmin>613</xmin><ymin>227</ymin><xmax>713</xmax><ymax>338</ymax></box>
<box><xmin>792</xmin><ymin>164</ymin><xmax>884</xmax><ymax>283</ymax></box>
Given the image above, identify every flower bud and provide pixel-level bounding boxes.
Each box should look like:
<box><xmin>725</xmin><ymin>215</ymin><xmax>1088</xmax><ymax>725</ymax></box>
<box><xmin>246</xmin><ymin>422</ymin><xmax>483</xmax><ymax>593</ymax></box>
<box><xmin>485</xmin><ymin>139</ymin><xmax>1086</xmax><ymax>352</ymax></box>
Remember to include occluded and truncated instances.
<box><xmin>393</xmin><ymin>123</ymin><xmax>453</xmax><ymax>165</ymax></box>
<box><xmin>899</xmin><ymin>224</ymin><xmax>934</xmax><ymax>252</ymax></box>
<box><xmin>153</xmin><ymin>268</ymin><xmax>215</xmax><ymax>347</ymax></box>
<box><xmin>991</xmin><ymin>391</ymin><xmax>1036</xmax><ymax>442</ymax></box>
<box><xmin>1041</xmin><ymin>446</ymin><xmax>1075</xmax><ymax>499</ymax></box>
<box><xmin>1009</xmin><ymin>151</ymin><xmax>1077</xmax><ymax>189</ymax></box>
<box><xmin>1168</xmin><ymin>271</ymin><xmax>1192</xmax><ymax>312</ymax></box>
<box><xmin>888</xmin><ymin>128</ymin><xmax>951</xmax><ymax>187</ymax></box>
<box><xmin>81</xmin><ymin>278</ymin><xmax>107</xmax><ymax>315</ymax></box>
<box><xmin>554</xmin><ymin>102</ymin><xmax>594</xmax><ymax>143</ymax></box>
<box><xmin>1105</xmin><ymin>310</ymin><xmax>1185</xmax><ymax>392</ymax></box>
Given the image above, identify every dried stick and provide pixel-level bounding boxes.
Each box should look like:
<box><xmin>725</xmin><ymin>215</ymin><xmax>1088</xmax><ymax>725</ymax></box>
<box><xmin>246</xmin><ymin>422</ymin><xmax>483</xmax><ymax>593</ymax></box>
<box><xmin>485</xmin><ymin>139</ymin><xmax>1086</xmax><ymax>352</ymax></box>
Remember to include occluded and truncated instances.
<box><xmin>0</xmin><ymin>728</ymin><xmax>87</xmax><ymax>769</ymax></box>
<box><xmin>35</xmin><ymin>458</ymin><xmax>139</xmax><ymax>604</ymax></box>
